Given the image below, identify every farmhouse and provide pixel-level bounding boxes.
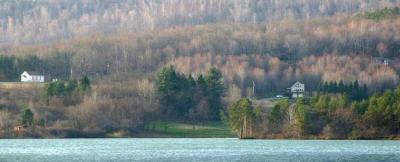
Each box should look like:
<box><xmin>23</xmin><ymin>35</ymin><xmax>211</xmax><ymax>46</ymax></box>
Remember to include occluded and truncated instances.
<box><xmin>21</xmin><ymin>71</ymin><xmax>46</xmax><ymax>83</ymax></box>
<box><xmin>288</xmin><ymin>81</ymin><xmax>305</xmax><ymax>98</ymax></box>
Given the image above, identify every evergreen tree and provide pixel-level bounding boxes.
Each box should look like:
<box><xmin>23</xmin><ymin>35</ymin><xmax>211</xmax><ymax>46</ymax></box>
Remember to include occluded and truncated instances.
<box><xmin>316</xmin><ymin>83</ymin><xmax>322</xmax><ymax>92</ymax></box>
<box><xmin>333</xmin><ymin>81</ymin><xmax>338</xmax><ymax>93</ymax></box>
<box><xmin>155</xmin><ymin>66</ymin><xmax>225</xmax><ymax>121</ymax></box>
<box><xmin>351</xmin><ymin>101</ymin><xmax>368</xmax><ymax>116</ymax></box>
<box><xmin>315</xmin><ymin>95</ymin><xmax>330</xmax><ymax>115</ymax></box>
<box><xmin>55</xmin><ymin>81</ymin><xmax>66</xmax><ymax>96</ymax></box>
<box><xmin>348</xmin><ymin>82</ymin><xmax>354</xmax><ymax>94</ymax></box>
<box><xmin>338</xmin><ymin>80</ymin><xmax>345</xmax><ymax>92</ymax></box>
<box><xmin>20</xmin><ymin>108</ymin><xmax>34</xmax><ymax>126</ymax></box>
<box><xmin>329</xmin><ymin>82</ymin><xmax>334</xmax><ymax>93</ymax></box>
<box><xmin>294</xmin><ymin>98</ymin><xmax>312</xmax><ymax>135</ymax></box>
<box><xmin>188</xmin><ymin>75</ymin><xmax>196</xmax><ymax>88</ymax></box>
<box><xmin>268</xmin><ymin>100</ymin><xmax>288</xmax><ymax>133</ymax></box>
<box><xmin>65</xmin><ymin>79</ymin><xmax>78</xmax><ymax>94</ymax></box>
<box><xmin>196</xmin><ymin>74</ymin><xmax>207</xmax><ymax>93</ymax></box>
<box><xmin>79</xmin><ymin>76</ymin><xmax>91</xmax><ymax>92</ymax></box>
<box><xmin>156</xmin><ymin>66</ymin><xmax>186</xmax><ymax>118</ymax></box>
<box><xmin>343</xmin><ymin>83</ymin><xmax>349</xmax><ymax>93</ymax></box>
<box><xmin>46</xmin><ymin>82</ymin><xmax>56</xmax><ymax>97</ymax></box>
<box><xmin>362</xmin><ymin>84</ymin><xmax>368</xmax><ymax>98</ymax></box>
<box><xmin>353</xmin><ymin>80</ymin><xmax>359</xmax><ymax>90</ymax></box>
<box><xmin>205</xmin><ymin>67</ymin><xmax>226</xmax><ymax>120</ymax></box>
<box><xmin>323</xmin><ymin>82</ymin><xmax>329</xmax><ymax>92</ymax></box>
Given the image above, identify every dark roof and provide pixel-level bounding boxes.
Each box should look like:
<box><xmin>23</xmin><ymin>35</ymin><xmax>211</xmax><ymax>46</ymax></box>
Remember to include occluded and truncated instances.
<box><xmin>292</xmin><ymin>81</ymin><xmax>303</xmax><ymax>86</ymax></box>
<box><xmin>289</xmin><ymin>81</ymin><xmax>304</xmax><ymax>88</ymax></box>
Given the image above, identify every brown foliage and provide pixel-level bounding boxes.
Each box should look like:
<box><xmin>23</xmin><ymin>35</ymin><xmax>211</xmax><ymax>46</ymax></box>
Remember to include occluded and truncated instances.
<box><xmin>1</xmin><ymin>0</ymin><xmax>398</xmax><ymax>46</ymax></box>
<box><xmin>299</xmin><ymin>54</ymin><xmax>398</xmax><ymax>90</ymax></box>
<box><xmin>169</xmin><ymin>53</ymin><xmax>398</xmax><ymax>97</ymax></box>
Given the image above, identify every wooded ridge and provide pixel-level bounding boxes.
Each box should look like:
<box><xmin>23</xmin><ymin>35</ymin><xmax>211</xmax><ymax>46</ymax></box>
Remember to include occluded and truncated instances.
<box><xmin>0</xmin><ymin>3</ymin><xmax>399</xmax><ymax>139</ymax></box>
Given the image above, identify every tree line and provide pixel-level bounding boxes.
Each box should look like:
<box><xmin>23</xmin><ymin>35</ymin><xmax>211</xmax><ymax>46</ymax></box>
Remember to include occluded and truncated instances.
<box><xmin>0</xmin><ymin>52</ymin><xmax>72</xmax><ymax>81</ymax></box>
<box><xmin>10</xmin><ymin>77</ymin><xmax>92</xmax><ymax>135</ymax></box>
<box><xmin>360</xmin><ymin>7</ymin><xmax>400</xmax><ymax>20</ymax></box>
<box><xmin>156</xmin><ymin>66</ymin><xmax>225</xmax><ymax>122</ymax></box>
<box><xmin>45</xmin><ymin>76</ymin><xmax>91</xmax><ymax>105</ymax></box>
<box><xmin>227</xmin><ymin>86</ymin><xmax>400</xmax><ymax>139</ymax></box>
<box><xmin>1</xmin><ymin>0</ymin><xmax>397</xmax><ymax>46</ymax></box>
<box><xmin>318</xmin><ymin>80</ymin><xmax>368</xmax><ymax>100</ymax></box>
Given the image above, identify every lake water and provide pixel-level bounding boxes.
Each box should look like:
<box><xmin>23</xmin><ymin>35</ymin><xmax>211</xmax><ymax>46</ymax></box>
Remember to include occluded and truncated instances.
<box><xmin>0</xmin><ymin>138</ymin><xmax>399</xmax><ymax>162</ymax></box>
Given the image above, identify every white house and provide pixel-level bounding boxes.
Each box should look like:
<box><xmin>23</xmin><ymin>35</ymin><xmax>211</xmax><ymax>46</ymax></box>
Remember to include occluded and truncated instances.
<box><xmin>288</xmin><ymin>81</ymin><xmax>305</xmax><ymax>98</ymax></box>
<box><xmin>21</xmin><ymin>71</ymin><xmax>45</xmax><ymax>83</ymax></box>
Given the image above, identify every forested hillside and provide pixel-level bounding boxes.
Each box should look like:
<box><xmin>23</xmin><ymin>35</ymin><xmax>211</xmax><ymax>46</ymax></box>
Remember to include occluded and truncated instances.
<box><xmin>2</xmin><ymin>10</ymin><xmax>399</xmax><ymax>95</ymax></box>
<box><xmin>0</xmin><ymin>2</ymin><xmax>399</xmax><ymax>138</ymax></box>
<box><xmin>0</xmin><ymin>0</ymin><xmax>399</xmax><ymax>46</ymax></box>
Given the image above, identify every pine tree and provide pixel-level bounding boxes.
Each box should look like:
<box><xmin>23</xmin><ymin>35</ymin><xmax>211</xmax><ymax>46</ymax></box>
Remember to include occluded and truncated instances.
<box><xmin>20</xmin><ymin>108</ymin><xmax>34</xmax><ymax>127</ymax></box>
<box><xmin>79</xmin><ymin>76</ymin><xmax>91</xmax><ymax>92</ymax></box>
<box><xmin>323</xmin><ymin>82</ymin><xmax>329</xmax><ymax>92</ymax></box>
<box><xmin>333</xmin><ymin>81</ymin><xmax>338</xmax><ymax>93</ymax></box>
<box><xmin>205</xmin><ymin>67</ymin><xmax>226</xmax><ymax>120</ymax></box>
<box><xmin>338</xmin><ymin>80</ymin><xmax>345</xmax><ymax>92</ymax></box>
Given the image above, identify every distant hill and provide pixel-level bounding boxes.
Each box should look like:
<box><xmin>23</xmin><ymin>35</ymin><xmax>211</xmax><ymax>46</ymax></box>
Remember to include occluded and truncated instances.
<box><xmin>0</xmin><ymin>0</ymin><xmax>399</xmax><ymax>45</ymax></box>
<box><xmin>1</xmin><ymin>9</ymin><xmax>399</xmax><ymax>94</ymax></box>
<box><xmin>0</xmin><ymin>2</ymin><xmax>399</xmax><ymax>139</ymax></box>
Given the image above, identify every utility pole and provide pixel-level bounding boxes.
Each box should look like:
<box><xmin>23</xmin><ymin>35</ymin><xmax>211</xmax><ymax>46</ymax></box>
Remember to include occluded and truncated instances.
<box><xmin>248</xmin><ymin>81</ymin><xmax>256</xmax><ymax>99</ymax></box>
<box><xmin>252</xmin><ymin>81</ymin><xmax>255</xmax><ymax>99</ymax></box>
<box><xmin>70</xmin><ymin>67</ymin><xmax>73</xmax><ymax>80</ymax></box>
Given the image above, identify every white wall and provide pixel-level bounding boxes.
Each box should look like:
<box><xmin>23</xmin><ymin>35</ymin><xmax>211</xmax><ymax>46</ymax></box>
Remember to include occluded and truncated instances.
<box><xmin>21</xmin><ymin>72</ymin><xmax>45</xmax><ymax>83</ymax></box>
<box><xmin>21</xmin><ymin>72</ymin><xmax>32</xmax><ymax>82</ymax></box>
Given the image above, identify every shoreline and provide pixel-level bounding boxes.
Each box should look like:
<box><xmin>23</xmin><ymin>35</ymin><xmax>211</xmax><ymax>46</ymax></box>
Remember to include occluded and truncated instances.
<box><xmin>1</xmin><ymin>135</ymin><xmax>399</xmax><ymax>140</ymax></box>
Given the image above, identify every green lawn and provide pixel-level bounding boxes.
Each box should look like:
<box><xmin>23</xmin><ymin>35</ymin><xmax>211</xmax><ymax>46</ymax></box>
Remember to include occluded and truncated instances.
<box><xmin>143</xmin><ymin>122</ymin><xmax>235</xmax><ymax>138</ymax></box>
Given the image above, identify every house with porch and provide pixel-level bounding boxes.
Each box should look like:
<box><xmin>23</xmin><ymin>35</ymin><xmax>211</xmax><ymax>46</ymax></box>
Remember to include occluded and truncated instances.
<box><xmin>288</xmin><ymin>81</ymin><xmax>305</xmax><ymax>98</ymax></box>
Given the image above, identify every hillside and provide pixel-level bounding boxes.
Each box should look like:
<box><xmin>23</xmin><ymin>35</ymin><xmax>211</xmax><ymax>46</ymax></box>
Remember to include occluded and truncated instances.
<box><xmin>1</xmin><ymin>10</ymin><xmax>399</xmax><ymax>95</ymax></box>
<box><xmin>0</xmin><ymin>0</ymin><xmax>399</xmax><ymax>46</ymax></box>
<box><xmin>0</xmin><ymin>4</ymin><xmax>399</xmax><ymax>139</ymax></box>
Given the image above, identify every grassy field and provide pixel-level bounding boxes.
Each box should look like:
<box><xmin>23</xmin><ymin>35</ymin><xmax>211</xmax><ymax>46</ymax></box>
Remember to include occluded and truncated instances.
<box><xmin>142</xmin><ymin>122</ymin><xmax>235</xmax><ymax>138</ymax></box>
<box><xmin>0</xmin><ymin>82</ymin><xmax>45</xmax><ymax>90</ymax></box>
